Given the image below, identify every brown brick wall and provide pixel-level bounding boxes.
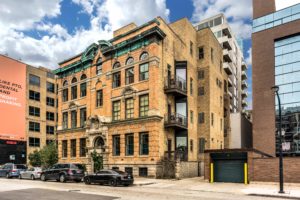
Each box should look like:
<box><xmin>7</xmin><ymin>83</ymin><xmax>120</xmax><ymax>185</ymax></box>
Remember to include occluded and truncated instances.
<box><xmin>253</xmin><ymin>0</ymin><xmax>275</xmax><ymax>19</ymax></box>
<box><xmin>251</xmin><ymin>157</ymin><xmax>300</xmax><ymax>183</ymax></box>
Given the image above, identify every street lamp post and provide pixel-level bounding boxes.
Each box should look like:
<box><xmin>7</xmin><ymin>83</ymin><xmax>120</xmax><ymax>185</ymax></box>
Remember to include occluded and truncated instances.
<box><xmin>271</xmin><ymin>85</ymin><xmax>284</xmax><ymax>194</ymax></box>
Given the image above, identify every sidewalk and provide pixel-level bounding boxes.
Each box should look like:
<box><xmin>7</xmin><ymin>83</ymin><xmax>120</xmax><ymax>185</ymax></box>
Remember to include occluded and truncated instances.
<box><xmin>134</xmin><ymin>177</ymin><xmax>300</xmax><ymax>199</ymax></box>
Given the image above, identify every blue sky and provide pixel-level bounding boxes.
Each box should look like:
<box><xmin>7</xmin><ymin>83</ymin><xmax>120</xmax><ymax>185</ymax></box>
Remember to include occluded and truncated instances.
<box><xmin>1</xmin><ymin>0</ymin><xmax>296</xmax><ymax>110</ymax></box>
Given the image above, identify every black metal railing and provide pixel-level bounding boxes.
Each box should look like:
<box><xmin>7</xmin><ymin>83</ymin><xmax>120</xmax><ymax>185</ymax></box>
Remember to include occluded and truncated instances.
<box><xmin>164</xmin><ymin>148</ymin><xmax>188</xmax><ymax>161</ymax></box>
<box><xmin>165</xmin><ymin>76</ymin><xmax>187</xmax><ymax>93</ymax></box>
<box><xmin>164</xmin><ymin>113</ymin><xmax>187</xmax><ymax>128</ymax></box>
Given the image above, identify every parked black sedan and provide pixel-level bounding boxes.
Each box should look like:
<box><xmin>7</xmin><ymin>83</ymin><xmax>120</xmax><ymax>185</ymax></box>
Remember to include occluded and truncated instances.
<box><xmin>84</xmin><ymin>169</ymin><xmax>134</xmax><ymax>186</ymax></box>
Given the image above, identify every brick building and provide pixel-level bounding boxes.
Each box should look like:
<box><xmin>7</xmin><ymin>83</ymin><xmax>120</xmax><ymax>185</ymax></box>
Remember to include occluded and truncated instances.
<box><xmin>54</xmin><ymin>17</ymin><xmax>227</xmax><ymax>177</ymax></box>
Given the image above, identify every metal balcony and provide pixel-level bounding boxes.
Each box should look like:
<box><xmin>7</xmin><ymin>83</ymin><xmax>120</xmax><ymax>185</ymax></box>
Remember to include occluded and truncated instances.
<box><xmin>242</xmin><ymin>61</ymin><xmax>248</xmax><ymax>71</ymax></box>
<box><xmin>242</xmin><ymin>100</ymin><xmax>248</xmax><ymax>107</ymax></box>
<box><xmin>223</xmin><ymin>49</ymin><xmax>233</xmax><ymax>63</ymax></box>
<box><xmin>164</xmin><ymin>76</ymin><xmax>187</xmax><ymax>97</ymax></box>
<box><xmin>223</xmin><ymin>62</ymin><xmax>233</xmax><ymax>75</ymax></box>
<box><xmin>242</xmin><ymin>71</ymin><xmax>248</xmax><ymax>80</ymax></box>
<box><xmin>242</xmin><ymin>90</ymin><xmax>248</xmax><ymax>98</ymax></box>
<box><xmin>228</xmin><ymin>78</ymin><xmax>233</xmax><ymax>87</ymax></box>
<box><xmin>242</xmin><ymin>80</ymin><xmax>248</xmax><ymax>89</ymax></box>
<box><xmin>164</xmin><ymin>113</ymin><xmax>187</xmax><ymax>130</ymax></box>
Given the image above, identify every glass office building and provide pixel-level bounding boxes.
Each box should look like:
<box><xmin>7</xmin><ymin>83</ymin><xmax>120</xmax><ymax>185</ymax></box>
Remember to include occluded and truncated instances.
<box><xmin>275</xmin><ymin>34</ymin><xmax>300</xmax><ymax>155</ymax></box>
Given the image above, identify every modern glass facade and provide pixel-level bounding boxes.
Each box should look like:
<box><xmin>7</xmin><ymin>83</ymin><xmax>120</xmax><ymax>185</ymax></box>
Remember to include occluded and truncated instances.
<box><xmin>275</xmin><ymin>34</ymin><xmax>300</xmax><ymax>155</ymax></box>
<box><xmin>253</xmin><ymin>3</ymin><xmax>300</xmax><ymax>33</ymax></box>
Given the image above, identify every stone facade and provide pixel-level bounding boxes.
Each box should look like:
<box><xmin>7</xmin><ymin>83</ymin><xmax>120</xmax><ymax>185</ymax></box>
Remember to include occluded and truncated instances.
<box><xmin>54</xmin><ymin>17</ymin><xmax>226</xmax><ymax>178</ymax></box>
<box><xmin>26</xmin><ymin>65</ymin><xmax>57</xmax><ymax>160</ymax></box>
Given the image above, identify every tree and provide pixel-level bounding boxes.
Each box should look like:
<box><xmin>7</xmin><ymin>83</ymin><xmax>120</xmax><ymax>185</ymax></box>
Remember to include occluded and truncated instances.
<box><xmin>91</xmin><ymin>150</ymin><xmax>103</xmax><ymax>172</ymax></box>
<box><xmin>28</xmin><ymin>150</ymin><xmax>42</xmax><ymax>167</ymax></box>
<box><xmin>40</xmin><ymin>142</ymin><xmax>58</xmax><ymax>169</ymax></box>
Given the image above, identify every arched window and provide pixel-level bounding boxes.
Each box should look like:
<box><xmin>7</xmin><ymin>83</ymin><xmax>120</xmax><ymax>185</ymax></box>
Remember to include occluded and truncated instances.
<box><xmin>140</xmin><ymin>52</ymin><xmax>149</xmax><ymax>61</ymax></box>
<box><xmin>126</xmin><ymin>57</ymin><xmax>134</xmax><ymax>65</ymax></box>
<box><xmin>63</xmin><ymin>80</ymin><xmax>68</xmax><ymax>87</ymax></box>
<box><xmin>71</xmin><ymin>77</ymin><xmax>77</xmax><ymax>84</ymax></box>
<box><xmin>113</xmin><ymin>61</ymin><xmax>121</xmax><ymax>69</ymax></box>
<box><xmin>94</xmin><ymin>137</ymin><xmax>105</xmax><ymax>148</ymax></box>
<box><xmin>96</xmin><ymin>57</ymin><xmax>102</xmax><ymax>75</ymax></box>
<box><xmin>80</xmin><ymin>74</ymin><xmax>87</xmax><ymax>80</ymax></box>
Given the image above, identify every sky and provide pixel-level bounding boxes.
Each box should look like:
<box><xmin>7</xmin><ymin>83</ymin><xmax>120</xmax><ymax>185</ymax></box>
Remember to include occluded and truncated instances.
<box><xmin>0</xmin><ymin>0</ymin><xmax>299</xmax><ymax>110</ymax></box>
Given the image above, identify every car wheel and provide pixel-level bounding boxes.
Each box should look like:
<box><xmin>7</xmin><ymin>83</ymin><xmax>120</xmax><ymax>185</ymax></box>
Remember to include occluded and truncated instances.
<box><xmin>31</xmin><ymin>175</ymin><xmax>35</xmax><ymax>180</ymax></box>
<box><xmin>84</xmin><ymin>177</ymin><xmax>91</xmax><ymax>185</ymax></box>
<box><xmin>110</xmin><ymin>179</ymin><xmax>117</xmax><ymax>187</ymax></box>
<box><xmin>41</xmin><ymin>174</ymin><xmax>46</xmax><ymax>181</ymax></box>
<box><xmin>59</xmin><ymin>174</ymin><xmax>66</xmax><ymax>183</ymax></box>
<box><xmin>18</xmin><ymin>174</ymin><xmax>22</xmax><ymax>179</ymax></box>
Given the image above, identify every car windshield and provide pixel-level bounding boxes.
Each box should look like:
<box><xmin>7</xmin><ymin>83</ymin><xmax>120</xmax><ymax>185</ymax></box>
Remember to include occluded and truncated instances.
<box><xmin>15</xmin><ymin>165</ymin><xmax>26</xmax><ymax>169</ymax></box>
<box><xmin>70</xmin><ymin>164</ymin><xmax>83</xmax><ymax>170</ymax></box>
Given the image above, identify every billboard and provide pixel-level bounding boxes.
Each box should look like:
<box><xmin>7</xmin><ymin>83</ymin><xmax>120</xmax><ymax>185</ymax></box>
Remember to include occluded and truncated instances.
<box><xmin>0</xmin><ymin>55</ymin><xmax>26</xmax><ymax>141</ymax></box>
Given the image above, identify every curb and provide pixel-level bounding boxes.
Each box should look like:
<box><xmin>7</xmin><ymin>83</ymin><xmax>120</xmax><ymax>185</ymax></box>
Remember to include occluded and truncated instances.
<box><xmin>249</xmin><ymin>193</ymin><xmax>300</xmax><ymax>200</ymax></box>
<box><xmin>133</xmin><ymin>182</ymin><xmax>156</xmax><ymax>186</ymax></box>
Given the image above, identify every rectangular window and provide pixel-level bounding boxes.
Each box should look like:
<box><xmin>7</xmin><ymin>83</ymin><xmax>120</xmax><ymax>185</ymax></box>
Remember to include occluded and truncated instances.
<box><xmin>29</xmin><ymin>74</ymin><xmax>40</xmax><ymax>86</ymax></box>
<box><xmin>29</xmin><ymin>137</ymin><xmax>40</xmax><ymax>147</ymax></box>
<box><xmin>46</xmin><ymin>111</ymin><xmax>55</xmax><ymax>121</ymax></box>
<box><xmin>47</xmin><ymin>72</ymin><xmax>55</xmax><ymax>79</ymax></box>
<box><xmin>113</xmin><ymin>135</ymin><xmax>120</xmax><ymax>156</ymax></box>
<box><xmin>190</xmin><ymin>78</ymin><xmax>193</xmax><ymax>95</ymax></box>
<box><xmin>80</xmin><ymin>82</ymin><xmax>87</xmax><ymax>97</ymax></box>
<box><xmin>46</xmin><ymin>140</ymin><xmax>54</xmax><ymax>145</ymax></box>
<box><xmin>71</xmin><ymin>110</ymin><xmax>77</xmax><ymax>128</ymax></box>
<box><xmin>125</xmin><ymin>133</ymin><xmax>134</xmax><ymax>156</ymax></box>
<box><xmin>139</xmin><ymin>132</ymin><xmax>149</xmax><ymax>155</ymax></box>
<box><xmin>80</xmin><ymin>108</ymin><xmax>86</xmax><ymax>127</ymax></box>
<box><xmin>220</xmin><ymin>118</ymin><xmax>223</xmax><ymax>131</ymax></box>
<box><xmin>139</xmin><ymin>94</ymin><xmax>149</xmax><ymax>117</ymax></box>
<box><xmin>29</xmin><ymin>106</ymin><xmax>40</xmax><ymax>117</ymax></box>
<box><xmin>113</xmin><ymin>71</ymin><xmax>121</xmax><ymax>88</ymax></box>
<box><xmin>199</xmin><ymin>138</ymin><xmax>205</xmax><ymax>153</ymax></box>
<box><xmin>29</xmin><ymin>122</ymin><xmax>40</xmax><ymax>132</ymax></box>
<box><xmin>190</xmin><ymin>139</ymin><xmax>193</xmax><ymax>152</ymax></box>
<box><xmin>198</xmin><ymin>87</ymin><xmax>205</xmax><ymax>96</ymax></box>
<box><xmin>211</xmin><ymin>113</ymin><xmax>214</xmax><ymax>126</ymax></box>
<box><xmin>198</xmin><ymin>112</ymin><xmax>205</xmax><ymax>124</ymax></box>
<box><xmin>71</xmin><ymin>85</ymin><xmax>77</xmax><ymax>100</ymax></box>
<box><xmin>139</xmin><ymin>63</ymin><xmax>149</xmax><ymax>81</ymax></box>
<box><xmin>71</xmin><ymin>139</ymin><xmax>76</xmax><ymax>157</ymax></box>
<box><xmin>29</xmin><ymin>90</ymin><xmax>40</xmax><ymax>101</ymax></box>
<box><xmin>190</xmin><ymin>41</ymin><xmax>193</xmax><ymax>56</ymax></box>
<box><xmin>198</xmin><ymin>70</ymin><xmax>204</xmax><ymax>80</ymax></box>
<box><xmin>190</xmin><ymin>110</ymin><xmax>194</xmax><ymax>123</ymax></box>
<box><xmin>63</xmin><ymin>112</ymin><xmax>68</xmax><ymax>129</ymax></box>
<box><xmin>62</xmin><ymin>140</ymin><xmax>68</xmax><ymax>158</ymax></box>
<box><xmin>96</xmin><ymin>62</ymin><xmax>102</xmax><ymax>75</ymax></box>
<box><xmin>139</xmin><ymin>167</ymin><xmax>148</xmax><ymax>177</ymax></box>
<box><xmin>46</xmin><ymin>97</ymin><xmax>55</xmax><ymax>107</ymax></box>
<box><xmin>62</xmin><ymin>89</ymin><xmax>68</xmax><ymax>102</ymax></box>
<box><xmin>46</xmin><ymin>125</ymin><xmax>54</xmax><ymax>134</ymax></box>
<box><xmin>96</xmin><ymin>90</ymin><xmax>103</xmax><ymax>107</ymax></box>
<box><xmin>198</xmin><ymin>47</ymin><xmax>204</xmax><ymax>59</ymax></box>
<box><xmin>47</xmin><ymin>82</ymin><xmax>55</xmax><ymax>93</ymax></box>
<box><xmin>211</xmin><ymin>48</ymin><xmax>214</xmax><ymax>63</ymax></box>
<box><xmin>112</xmin><ymin>100</ymin><xmax>121</xmax><ymax>121</ymax></box>
<box><xmin>80</xmin><ymin>138</ymin><xmax>86</xmax><ymax>157</ymax></box>
<box><xmin>125</xmin><ymin>98</ymin><xmax>134</xmax><ymax>119</ymax></box>
<box><xmin>125</xmin><ymin>67</ymin><xmax>134</xmax><ymax>85</ymax></box>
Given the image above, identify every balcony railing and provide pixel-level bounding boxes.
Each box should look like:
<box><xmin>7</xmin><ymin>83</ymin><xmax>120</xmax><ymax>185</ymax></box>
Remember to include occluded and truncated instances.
<box><xmin>164</xmin><ymin>76</ymin><xmax>187</xmax><ymax>97</ymax></box>
<box><xmin>164</xmin><ymin>149</ymin><xmax>188</xmax><ymax>161</ymax></box>
<box><xmin>164</xmin><ymin>113</ymin><xmax>187</xmax><ymax>129</ymax></box>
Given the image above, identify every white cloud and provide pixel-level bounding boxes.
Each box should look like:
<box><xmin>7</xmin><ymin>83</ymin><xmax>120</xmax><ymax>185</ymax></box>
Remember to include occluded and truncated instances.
<box><xmin>0</xmin><ymin>0</ymin><xmax>170</xmax><ymax>69</ymax></box>
<box><xmin>191</xmin><ymin>0</ymin><xmax>252</xmax><ymax>39</ymax></box>
<box><xmin>245</xmin><ymin>47</ymin><xmax>252</xmax><ymax>66</ymax></box>
<box><xmin>276</xmin><ymin>0</ymin><xmax>300</xmax><ymax>10</ymax></box>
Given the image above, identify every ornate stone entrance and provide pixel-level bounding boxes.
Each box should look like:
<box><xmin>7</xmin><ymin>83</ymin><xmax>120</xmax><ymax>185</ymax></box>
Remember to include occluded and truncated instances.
<box><xmin>85</xmin><ymin>115</ymin><xmax>110</xmax><ymax>173</ymax></box>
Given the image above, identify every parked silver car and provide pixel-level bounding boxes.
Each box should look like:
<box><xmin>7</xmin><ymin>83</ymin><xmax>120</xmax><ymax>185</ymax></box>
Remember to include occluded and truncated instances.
<box><xmin>19</xmin><ymin>167</ymin><xmax>42</xmax><ymax>180</ymax></box>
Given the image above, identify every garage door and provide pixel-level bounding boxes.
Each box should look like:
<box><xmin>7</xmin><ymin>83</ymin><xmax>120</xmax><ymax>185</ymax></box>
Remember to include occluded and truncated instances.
<box><xmin>214</xmin><ymin>160</ymin><xmax>245</xmax><ymax>183</ymax></box>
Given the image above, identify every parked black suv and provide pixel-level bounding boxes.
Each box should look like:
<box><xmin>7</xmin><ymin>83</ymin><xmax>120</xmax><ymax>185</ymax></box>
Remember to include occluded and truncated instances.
<box><xmin>0</xmin><ymin>163</ymin><xmax>27</xmax><ymax>178</ymax></box>
<box><xmin>40</xmin><ymin>163</ymin><xmax>84</xmax><ymax>182</ymax></box>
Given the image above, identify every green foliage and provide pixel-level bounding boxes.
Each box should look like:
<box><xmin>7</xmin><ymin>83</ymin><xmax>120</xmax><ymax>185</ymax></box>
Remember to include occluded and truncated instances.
<box><xmin>28</xmin><ymin>150</ymin><xmax>42</xmax><ymax>167</ymax></box>
<box><xmin>91</xmin><ymin>150</ymin><xmax>103</xmax><ymax>172</ymax></box>
<box><xmin>28</xmin><ymin>142</ymin><xmax>58</xmax><ymax>169</ymax></box>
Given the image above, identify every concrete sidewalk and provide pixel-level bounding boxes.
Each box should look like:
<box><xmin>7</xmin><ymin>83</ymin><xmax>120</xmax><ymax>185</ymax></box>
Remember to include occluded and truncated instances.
<box><xmin>136</xmin><ymin>177</ymin><xmax>300</xmax><ymax>199</ymax></box>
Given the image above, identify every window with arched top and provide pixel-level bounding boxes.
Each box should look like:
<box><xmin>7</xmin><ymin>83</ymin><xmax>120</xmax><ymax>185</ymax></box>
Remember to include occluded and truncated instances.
<box><xmin>80</xmin><ymin>74</ymin><xmax>87</xmax><ymax>80</ymax></box>
<box><xmin>126</xmin><ymin>57</ymin><xmax>134</xmax><ymax>65</ymax></box>
<box><xmin>94</xmin><ymin>137</ymin><xmax>105</xmax><ymax>149</ymax></box>
<box><xmin>71</xmin><ymin>77</ymin><xmax>77</xmax><ymax>83</ymax></box>
<box><xmin>140</xmin><ymin>52</ymin><xmax>149</xmax><ymax>61</ymax></box>
<box><xmin>96</xmin><ymin>57</ymin><xmax>102</xmax><ymax>75</ymax></box>
<box><xmin>113</xmin><ymin>61</ymin><xmax>121</xmax><ymax>69</ymax></box>
<box><xmin>63</xmin><ymin>80</ymin><xmax>68</xmax><ymax>87</ymax></box>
